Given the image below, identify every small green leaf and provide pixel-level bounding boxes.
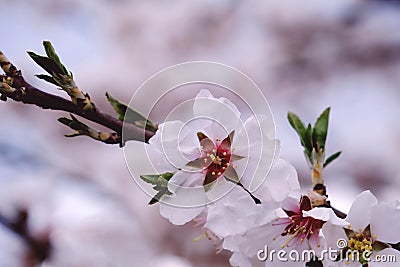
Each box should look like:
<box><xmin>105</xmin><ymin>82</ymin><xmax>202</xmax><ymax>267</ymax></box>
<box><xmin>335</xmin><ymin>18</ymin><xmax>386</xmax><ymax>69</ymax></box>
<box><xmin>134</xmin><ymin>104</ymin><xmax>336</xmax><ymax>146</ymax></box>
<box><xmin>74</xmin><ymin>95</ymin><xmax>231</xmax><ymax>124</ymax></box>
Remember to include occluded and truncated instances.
<box><xmin>27</xmin><ymin>51</ymin><xmax>65</xmax><ymax>76</ymax></box>
<box><xmin>324</xmin><ymin>151</ymin><xmax>342</xmax><ymax>168</ymax></box>
<box><xmin>288</xmin><ymin>112</ymin><xmax>314</xmax><ymax>161</ymax></box>
<box><xmin>43</xmin><ymin>41</ymin><xmax>68</xmax><ymax>75</ymax></box>
<box><xmin>105</xmin><ymin>92</ymin><xmax>156</xmax><ymax>131</ymax></box>
<box><xmin>312</xmin><ymin>107</ymin><xmax>330</xmax><ymax>149</ymax></box>
<box><xmin>305</xmin><ymin>123</ymin><xmax>313</xmax><ymax>161</ymax></box>
<box><xmin>58</xmin><ymin>114</ymin><xmax>89</xmax><ymax>132</ymax></box>
<box><xmin>35</xmin><ymin>74</ymin><xmax>59</xmax><ymax>86</ymax></box>
<box><xmin>140</xmin><ymin>175</ymin><xmax>160</xmax><ymax>185</ymax></box>
<box><xmin>140</xmin><ymin>172</ymin><xmax>174</xmax><ymax>205</ymax></box>
<box><xmin>57</xmin><ymin>117</ymin><xmax>72</xmax><ymax>126</ymax></box>
<box><xmin>288</xmin><ymin>112</ymin><xmax>306</xmax><ymax>138</ymax></box>
<box><xmin>140</xmin><ymin>173</ymin><xmax>173</xmax><ymax>185</ymax></box>
<box><xmin>148</xmin><ymin>188</ymin><xmax>172</xmax><ymax>205</ymax></box>
<box><xmin>288</xmin><ymin>112</ymin><xmax>307</xmax><ymax>146</ymax></box>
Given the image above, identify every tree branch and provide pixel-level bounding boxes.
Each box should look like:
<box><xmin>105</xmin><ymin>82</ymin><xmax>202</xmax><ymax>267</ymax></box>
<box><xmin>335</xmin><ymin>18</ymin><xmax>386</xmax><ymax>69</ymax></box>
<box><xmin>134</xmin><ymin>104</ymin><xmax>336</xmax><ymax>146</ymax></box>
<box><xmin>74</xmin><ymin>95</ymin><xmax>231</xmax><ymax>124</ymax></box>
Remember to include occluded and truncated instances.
<box><xmin>0</xmin><ymin>51</ymin><xmax>155</xmax><ymax>145</ymax></box>
<box><xmin>0</xmin><ymin>209</ymin><xmax>51</xmax><ymax>266</ymax></box>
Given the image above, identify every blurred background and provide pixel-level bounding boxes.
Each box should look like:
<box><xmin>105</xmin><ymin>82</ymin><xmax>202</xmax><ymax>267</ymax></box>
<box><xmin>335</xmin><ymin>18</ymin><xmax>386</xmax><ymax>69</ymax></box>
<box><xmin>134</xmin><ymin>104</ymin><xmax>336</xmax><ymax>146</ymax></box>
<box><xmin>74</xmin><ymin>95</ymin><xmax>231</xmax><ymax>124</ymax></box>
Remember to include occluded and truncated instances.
<box><xmin>0</xmin><ymin>0</ymin><xmax>400</xmax><ymax>266</ymax></box>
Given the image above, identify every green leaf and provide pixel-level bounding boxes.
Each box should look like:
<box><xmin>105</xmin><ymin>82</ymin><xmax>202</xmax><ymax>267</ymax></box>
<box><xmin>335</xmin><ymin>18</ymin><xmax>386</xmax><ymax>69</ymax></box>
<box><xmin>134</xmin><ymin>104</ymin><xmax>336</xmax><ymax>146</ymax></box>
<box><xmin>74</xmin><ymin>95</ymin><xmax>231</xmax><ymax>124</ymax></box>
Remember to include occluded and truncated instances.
<box><xmin>149</xmin><ymin>191</ymin><xmax>164</xmax><ymax>205</ymax></box>
<box><xmin>140</xmin><ymin>172</ymin><xmax>174</xmax><ymax>205</ymax></box>
<box><xmin>106</xmin><ymin>92</ymin><xmax>156</xmax><ymax>130</ymax></box>
<box><xmin>288</xmin><ymin>112</ymin><xmax>306</xmax><ymax>138</ymax></box>
<box><xmin>43</xmin><ymin>41</ymin><xmax>68</xmax><ymax>75</ymax></box>
<box><xmin>324</xmin><ymin>151</ymin><xmax>342</xmax><ymax>168</ymax></box>
<box><xmin>148</xmin><ymin>188</ymin><xmax>172</xmax><ymax>205</ymax></box>
<box><xmin>312</xmin><ymin>107</ymin><xmax>330</xmax><ymax>149</ymax></box>
<box><xmin>304</xmin><ymin>123</ymin><xmax>313</xmax><ymax>161</ymax></box>
<box><xmin>287</xmin><ymin>112</ymin><xmax>307</xmax><ymax>147</ymax></box>
<box><xmin>58</xmin><ymin>114</ymin><xmax>90</xmax><ymax>132</ymax></box>
<box><xmin>27</xmin><ymin>51</ymin><xmax>65</xmax><ymax>76</ymax></box>
<box><xmin>140</xmin><ymin>173</ymin><xmax>173</xmax><ymax>185</ymax></box>
<box><xmin>140</xmin><ymin>174</ymin><xmax>160</xmax><ymax>185</ymax></box>
<box><xmin>287</xmin><ymin>112</ymin><xmax>316</xmax><ymax>161</ymax></box>
<box><xmin>35</xmin><ymin>74</ymin><xmax>59</xmax><ymax>86</ymax></box>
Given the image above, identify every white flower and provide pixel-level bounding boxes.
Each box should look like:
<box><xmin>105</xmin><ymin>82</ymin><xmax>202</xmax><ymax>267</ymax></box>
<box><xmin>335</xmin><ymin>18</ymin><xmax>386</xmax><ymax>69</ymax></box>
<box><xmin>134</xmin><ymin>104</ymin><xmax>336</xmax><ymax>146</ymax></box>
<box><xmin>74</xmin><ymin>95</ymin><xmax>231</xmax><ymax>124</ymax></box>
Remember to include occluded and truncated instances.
<box><xmin>322</xmin><ymin>190</ymin><xmax>400</xmax><ymax>267</ymax></box>
<box><xmin>130</xmin><ymin>89</ymin><xmax>278</xmax><ymax>225</ymax></box>
<box><xmin>205</xmin><ymin>157</ymin><xmax>301</xmax><ymax>239</ymax></box>
<box><xmin>223</xmin><ymin>195</ymin><xmax>347</xmax><ymax>267</ymax></box>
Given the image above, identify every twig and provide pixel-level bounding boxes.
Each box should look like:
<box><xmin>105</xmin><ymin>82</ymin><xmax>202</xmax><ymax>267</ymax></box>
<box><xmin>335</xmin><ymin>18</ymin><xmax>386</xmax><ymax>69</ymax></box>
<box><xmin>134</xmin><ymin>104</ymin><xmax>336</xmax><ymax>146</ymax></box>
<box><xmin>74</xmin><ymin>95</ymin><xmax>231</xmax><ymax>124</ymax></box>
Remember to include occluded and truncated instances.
<box><xmin>0</xmin><ymin>51</ymin><xmax>155</xmax><ymax>145</ymax></box>
<box><xmin>0</xmin><ymin>209</ymin><xmax>51</xmax><ymax>266</ymax></box>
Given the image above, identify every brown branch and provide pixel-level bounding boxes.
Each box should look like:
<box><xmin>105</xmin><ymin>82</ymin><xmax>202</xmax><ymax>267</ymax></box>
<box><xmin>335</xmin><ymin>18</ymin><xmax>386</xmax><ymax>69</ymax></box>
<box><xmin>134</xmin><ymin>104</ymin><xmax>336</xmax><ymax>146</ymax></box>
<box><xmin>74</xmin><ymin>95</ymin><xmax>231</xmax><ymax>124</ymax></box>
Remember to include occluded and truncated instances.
<box><xmin>0</xmin><ymin>209</ymin><xmax>51</xmax><ymax>266</ymax></box>
<box><xmin>0</xmin><ymin>52</ymin><xmax>155</xmax><ymax>144</ymax></box>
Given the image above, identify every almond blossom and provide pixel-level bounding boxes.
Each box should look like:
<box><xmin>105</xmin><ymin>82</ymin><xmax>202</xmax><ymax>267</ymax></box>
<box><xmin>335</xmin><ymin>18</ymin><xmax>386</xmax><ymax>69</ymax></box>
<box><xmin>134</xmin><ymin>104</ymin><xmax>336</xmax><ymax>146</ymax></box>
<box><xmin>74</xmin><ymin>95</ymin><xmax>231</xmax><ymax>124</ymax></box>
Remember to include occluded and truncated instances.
<box><xmin>321</xmin><ymin>190</ymin><xmax>400</xmax><ymax>267</ymax></box>
<box><xmin>126</xmin><ymin>89</ymin><xmax>278</xmax><ymax>225</ymax></box>
<box><xmin>222</xmin><ymin>194</ymin><xmax>348</xmax><ymax>267</ymax></box>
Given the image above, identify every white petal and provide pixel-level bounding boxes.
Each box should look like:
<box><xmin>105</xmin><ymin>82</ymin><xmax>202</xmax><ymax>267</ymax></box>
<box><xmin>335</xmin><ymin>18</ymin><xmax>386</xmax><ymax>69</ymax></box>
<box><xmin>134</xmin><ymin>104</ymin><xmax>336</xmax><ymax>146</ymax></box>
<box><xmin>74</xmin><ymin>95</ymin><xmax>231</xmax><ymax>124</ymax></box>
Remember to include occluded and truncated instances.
<box><xmin>369</xmin><ymin>248</ymin><xmax>400</xmax><ymax>267</ymax></box>
<box><xmin>164</xmin><ymin>174</ymin><xmax>208</xmax><ymax>208</ymax></box>
<box><xmin>346</xmin><ymin>190</ymin><xmax>378</xmax><ymax>232</ymax></box>
<box><xmin>254</xmin><ymin>158</ymin><xmax>301</xmax><ymax>204</ymax></box>
<box><xmin>167</xmin><ymin>171</ymin><xmax>204</xmax><ymax>193</ymax></box>
<box><xmin>247</xmin><ymin>224</ymin><xmax>287</xmax><ymax>257</ymax></box>
<box><xmin>321</xmin><ymin>259</ymin><xmax>346</xmax><ymax>267</ymax></box>
<box><xmin>223</xmin><ymin>234</ymin><xmax>240</xmax><ymax>252</ymax></box>
<box><xmin>229</xmin><ymin>252</ymin><xmax>252</xmax><ymax>267</ymax></box>
<box><xmin>145</xmin><ymin>143</ymin><xmax>176</xmax><ymax>173</ymax></box>
<box><xmin>281</xmin><ymin>197</ymin><xmax>300</xmax><ymax>214</ymax></box>
<box><xmin>233</xmin><ymin>116</ymin><xmax>278</xmax><ymax>192</ymax></box>
<box><xmin>303</xmin><ymin>207</ymin><xmax>349</xmax><ymax>227</ymax></box>
<box><xmin>124</xmin><ymin>141</ymin><xmax>173</xmax><ymax>198</ymax></box>
<box><xmin>193</xmin><ymin>89</ymin><xmax>241</xmax><ymax>134</ymax></box>
<box><xmin>206</xmin><ymin>184</ymin><xmax>270</xmax><ymax>238</ymax></box>
<box><xmin>157</xmin><ymin>121</ymin><xmax>198</xmax><ymax>168</ymax></box>
<box><xmin>310</xmin><ymin>232</ymin><xmax>327</xmax><ymax>256</ymax></box>
<box><xmin>320</xmin><ymin>222</ymin><xmax>348</xmax><ymax>253</ymax></box>
<box><xmin>266</xmin><ymin>241</ymin><xmax>309</xmax><ymax>267</ymax></box>
<box><xmin>159</xmin><ymin>199</ymin><xmax>204</xmax><ymax>225</ymax></box>
<box><xmin>370</xmin><ymin>201</ymin><xmax>400</xmax><ymax>243</ymax></box>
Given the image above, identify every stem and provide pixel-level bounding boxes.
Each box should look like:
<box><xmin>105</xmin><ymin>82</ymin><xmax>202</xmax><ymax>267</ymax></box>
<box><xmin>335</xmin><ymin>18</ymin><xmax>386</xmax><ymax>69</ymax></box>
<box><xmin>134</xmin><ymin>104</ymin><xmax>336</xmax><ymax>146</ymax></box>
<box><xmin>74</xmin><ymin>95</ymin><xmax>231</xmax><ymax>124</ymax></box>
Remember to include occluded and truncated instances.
<box><xmin>0</xmin><ymin>53</ymin><xmax>155</xmax><ymax>144</ymax></box>
<box><xmin>229</xmin><ymin>180</ymin><xmax>261</xmax><ymax>204</ymax></box>
<box><xmin>311</xmin><ymin>151</ymin><xmax>327</xmax><ymax>197</ymax></box>
<box><xmin>312</xmin><ymin>162</ymin><xmax>323</xmax><ymax>187</ymax></box>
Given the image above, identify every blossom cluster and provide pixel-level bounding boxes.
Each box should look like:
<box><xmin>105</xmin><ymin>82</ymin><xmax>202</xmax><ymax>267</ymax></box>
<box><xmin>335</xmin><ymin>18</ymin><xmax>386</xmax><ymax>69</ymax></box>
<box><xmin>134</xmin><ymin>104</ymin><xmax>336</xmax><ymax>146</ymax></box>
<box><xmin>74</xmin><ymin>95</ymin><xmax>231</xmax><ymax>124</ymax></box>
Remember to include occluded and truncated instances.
<box><xmin>128</xmin><ymin>90</ymin><xmax>400</xmax><ymax>267</ymax></box>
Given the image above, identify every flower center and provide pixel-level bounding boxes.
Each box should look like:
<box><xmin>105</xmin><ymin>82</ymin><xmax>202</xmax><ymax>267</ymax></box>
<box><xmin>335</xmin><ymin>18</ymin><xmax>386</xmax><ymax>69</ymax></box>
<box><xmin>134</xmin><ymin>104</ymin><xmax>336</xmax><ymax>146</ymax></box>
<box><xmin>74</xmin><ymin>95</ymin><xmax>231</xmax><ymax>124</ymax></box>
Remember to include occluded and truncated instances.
<box><xmin>271</xmin><ymin>196</ymin><xmax>324</xmax><ymax>248</ymax></box>
<box><xmin>204</xmin><ymin>144</ymin><xmax>231</xmax><ymax>177</ymax></box>
<box><xmin>273</xmin><ymin>213</ymin><xmax>324</xmax><ymax>248</ymax></box>
<box><xmin>348</xmin><ymin>233</ymin><xmax>373</xmax><ymax>254</ymax></box>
